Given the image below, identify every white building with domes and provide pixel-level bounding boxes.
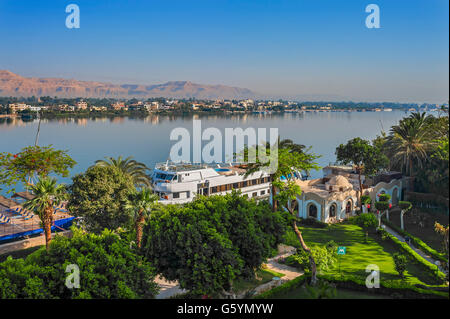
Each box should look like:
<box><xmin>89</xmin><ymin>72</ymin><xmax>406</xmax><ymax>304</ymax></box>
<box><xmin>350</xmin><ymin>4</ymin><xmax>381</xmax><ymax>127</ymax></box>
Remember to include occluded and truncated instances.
<box><xmin>289</xmin><ymin>165</ymin><xmax>404</xmax><ymax>223</ymax></box>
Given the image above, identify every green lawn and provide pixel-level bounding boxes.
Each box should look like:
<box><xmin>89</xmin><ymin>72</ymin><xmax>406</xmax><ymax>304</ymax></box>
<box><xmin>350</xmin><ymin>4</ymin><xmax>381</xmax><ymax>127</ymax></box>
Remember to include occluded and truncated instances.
<box><xmin>232</xmin><ymin>269</ymin><xmax>285</xmax><ymax>294</ymax></box>
<box><xmin>298</xmin><ymin>223</ymin><xmax>443</xmax><ymax>287</ymax></box>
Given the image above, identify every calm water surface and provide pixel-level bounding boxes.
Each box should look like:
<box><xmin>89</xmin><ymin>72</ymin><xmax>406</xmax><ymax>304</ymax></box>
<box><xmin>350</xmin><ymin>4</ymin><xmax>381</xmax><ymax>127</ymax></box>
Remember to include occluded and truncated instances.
<box><xmin>0</xmin><ymin>111</ymin><xmax>410</xmax><ymax>190</ymax></box>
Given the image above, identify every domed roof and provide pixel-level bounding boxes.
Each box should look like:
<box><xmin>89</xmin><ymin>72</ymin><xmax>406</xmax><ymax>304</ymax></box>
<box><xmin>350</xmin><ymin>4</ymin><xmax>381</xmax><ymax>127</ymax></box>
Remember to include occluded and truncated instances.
<box><xmin>327</xmin><ymin>175</ymin><xmax>352</xmax><ymax>187</ymax></box>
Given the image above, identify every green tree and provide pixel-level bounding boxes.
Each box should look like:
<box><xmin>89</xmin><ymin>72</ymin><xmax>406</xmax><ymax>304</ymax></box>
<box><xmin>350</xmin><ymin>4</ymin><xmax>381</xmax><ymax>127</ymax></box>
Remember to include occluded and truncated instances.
<box><xmin>142</xmin><ymin>192</ymin><xmax>287</xmax><ymax>295</ymax></box>
<box><xmin>94</xmin><ymin>155</ymin><xmax>151</xmax><ymax>188</ymax></box>
<box><xmin>0</xmin><ymin>145</ymin><xmax>76</xmax><ymax>194</ymax></box>
<box><xmin>393</xmin><ymin>253</ymin><xmax>407</xmax><ymax>278</ymax></box>
<box><xmin>24</xmin><ymin>177</ymin><xmax>66</xmax><ymax>250</ymax></box>
<box><xmin>0</xmin><ymin>228</ymin><xmax>159</xmax><ymax>298</ymax></box>
<box><xmin>142</xmin><ymin>203</ymin><xmax>242</xmax><ymax>296</ymax></box>
<box><xmin>67</xmin><ymin>166</ymin><xmax>135</xmax><ymax>233</ymax></box>
<box><xmin>244</xmin><ymin>139</ymin><xmax>321</xmax><ymax>285</ymax></box>
<box><xmin>336</xmin><ymin>138</ymin><xmax>388</xmax><ymax>209</ymax></box>
<box><xmin>385</xmin><ymin>112</ymin><xmax>433</xmax><ymax>176</ymax></box>
<box><xmin>125</xmin><ymin>188</ymin><xmax>159</xmax><ymax>249</ymax></box>
<box><xmin>188</xmin><ymin>192</ymin><xmax>288</xmax><ymax>278</ymax></box>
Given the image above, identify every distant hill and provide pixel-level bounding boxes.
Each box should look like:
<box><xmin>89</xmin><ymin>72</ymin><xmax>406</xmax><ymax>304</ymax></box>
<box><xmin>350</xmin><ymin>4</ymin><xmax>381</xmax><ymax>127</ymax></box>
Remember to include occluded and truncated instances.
<box><xmin>0</xmin><ymin>70</ymin><xmax>256</xmax><ymax>99</ymax></box>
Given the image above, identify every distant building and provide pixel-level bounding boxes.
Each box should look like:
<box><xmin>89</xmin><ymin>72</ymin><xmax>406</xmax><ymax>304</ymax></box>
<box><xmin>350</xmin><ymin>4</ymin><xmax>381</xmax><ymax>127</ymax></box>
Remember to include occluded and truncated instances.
<box><xmin>9</xmin><ymin>103</ymin><xmax>30</xmax><ymax>113</ymax></box>
<box><xmin>76</xmin><ymin>101</ymin><xmax>88</xmax><ymax>110</ymax></box>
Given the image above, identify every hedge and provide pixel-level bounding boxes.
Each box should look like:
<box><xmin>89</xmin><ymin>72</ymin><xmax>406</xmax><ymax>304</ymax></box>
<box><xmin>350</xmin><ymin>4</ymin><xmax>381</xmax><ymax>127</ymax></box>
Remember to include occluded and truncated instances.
<box><xmin>382</xmin><ymin>217</ymin><xmax>447</xmax><ymax>263</ymax></box>
<box><xmin>253</xmin><ymin>274</ymin><xmax>448</xmax><ymax>299</ymax></box>
<box><xmin>253</xmin><ymin>275</ymin><xmax>309</xmax><ymax>299</ymax></box>
<box><xmin>381</xmin><ymin>229</ymin><xmax>447</xmax><ymax>282</ymax></box>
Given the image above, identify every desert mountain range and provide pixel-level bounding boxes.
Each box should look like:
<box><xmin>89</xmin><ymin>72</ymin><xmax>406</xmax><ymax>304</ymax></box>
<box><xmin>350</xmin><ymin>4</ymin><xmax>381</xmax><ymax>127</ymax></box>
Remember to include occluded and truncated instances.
<box><xmin>0</xmin><ymin>70</ymin><xmax>256</xmax><ymax>99</ymax></box>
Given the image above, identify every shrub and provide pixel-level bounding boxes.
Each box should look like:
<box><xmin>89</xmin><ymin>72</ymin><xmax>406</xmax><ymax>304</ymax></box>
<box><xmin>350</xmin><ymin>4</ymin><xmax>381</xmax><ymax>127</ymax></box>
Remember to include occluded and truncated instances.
<box><xmin>378</xmin><ymin>194</ymin><xmax>391</xmax><ymax>202</ymax></box>
<box><xmin>360</xmin><ymin>195</ymin><xmax>372</xmax><ymax>205</ymax></box>
<box><xmin>284</xmin><ymin>243</ymin><xmax>337</xmax><ymax>273</ymax></box>
<box><xmin>393</xmin><ymin>253</ymin><xmax>407</xmax><ymax>278</ymax></box>
<box><xmin>0</xmin><ymin>228</ymin><xmax>159</xmax><ymax>299</ymax></box>
<box><xmin>375</xmin><ymin>201</ymin><xmax>390</xmax><ymax>211</ymax></box>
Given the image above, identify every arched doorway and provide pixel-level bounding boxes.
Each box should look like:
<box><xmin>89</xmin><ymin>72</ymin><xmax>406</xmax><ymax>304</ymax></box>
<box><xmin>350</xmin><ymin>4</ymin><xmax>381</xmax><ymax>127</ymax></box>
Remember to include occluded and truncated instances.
<box><xmin>308</xmin><ymin>204</ymin><xmax>318</xmax><ymax>219</ymax></box>
<box><xmin>392</xmin><ymin>188</ymin><xmax>399</xmax><ymax>205</ymax></box>
<box><xmin>329</xmin><ymin>203</ymin><xmax>337</xmax><ymax>218</ymax></box>
<box><xmin>345</xmin><ymin>200</ymin><xmax>352</xmax><ymax>215</ymax></box>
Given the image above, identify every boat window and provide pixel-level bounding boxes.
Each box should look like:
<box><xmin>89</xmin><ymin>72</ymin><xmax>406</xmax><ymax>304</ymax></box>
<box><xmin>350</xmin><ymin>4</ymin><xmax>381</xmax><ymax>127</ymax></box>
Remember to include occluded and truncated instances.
<box><xmin>173</xmin><ymin>192</ymin><xmax>180</xmax><ymax>199</ymax></box>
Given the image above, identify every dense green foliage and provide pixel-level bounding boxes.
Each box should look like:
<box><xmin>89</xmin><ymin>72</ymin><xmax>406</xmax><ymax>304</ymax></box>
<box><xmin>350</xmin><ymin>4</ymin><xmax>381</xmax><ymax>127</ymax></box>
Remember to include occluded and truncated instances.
<box><xmin>141</xmin><ymin>192</ymin><xmax>288</xmax><ymax>295</ymax></box>
<box><xmin>94</xmin><ymin>156</ymin><xmax>151</xmax><ymax>188</ymax></box>
<box><xmin>67</xmin><ymin>165</ymin><xmax>136</xmax><ymax>233</ymax></box>
<box><xmin>284</xmin><ymin>241</ymin><xmax>337</xmax><ymax>273</ymax></box>
<box><xmin>0</xmin><ymin>229</ymin><xmax>159</xmax><ymax>298</ymax></box>
<box><xmin>384</xmin><ymin>111</ymin><xmax>449</xmax><ymax>196</ymax></box>
<box><xmin>375</xmin><ymin>201</ymin><xmax>390</xmax><ymax>211</ymax></box>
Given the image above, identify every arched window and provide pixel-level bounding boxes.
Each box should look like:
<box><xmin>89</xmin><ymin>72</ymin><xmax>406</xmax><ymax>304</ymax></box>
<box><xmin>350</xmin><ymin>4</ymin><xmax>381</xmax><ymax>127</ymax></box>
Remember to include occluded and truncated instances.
<box><xmin>345</xmin><ymin>201</ymin><xmax>352</xmax><ymax>214</ymax></box>
<box><xmin>308</xmin><ymin>204</ymin><xmax>318</xmax><ymax>218</ymax></box>
<box><xmin>329</xmin><ymin>204</ymin><xmax>337</xmax><ymax>218</ymax></box>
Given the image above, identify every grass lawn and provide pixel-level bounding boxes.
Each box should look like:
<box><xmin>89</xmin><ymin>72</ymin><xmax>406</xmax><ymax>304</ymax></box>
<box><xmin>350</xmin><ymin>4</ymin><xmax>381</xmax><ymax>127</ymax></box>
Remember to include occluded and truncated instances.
<box><xmin>298</xmin><ymin>223</ymin><xmax>444</xmax><ymax>287</ymax></box>
<box><xmin>232</xmin><ymin>268</ymin><xmax>285</xmax><ymax>294</ymax></box>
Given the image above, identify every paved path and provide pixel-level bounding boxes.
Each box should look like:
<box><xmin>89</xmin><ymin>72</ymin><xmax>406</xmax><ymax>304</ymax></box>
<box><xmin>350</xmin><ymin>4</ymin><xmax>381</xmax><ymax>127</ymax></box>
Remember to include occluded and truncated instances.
<box><xmin>265</xmin><ymin>251</ymin><xmax>304</xmax><ymax>280</ymax></box>
<box><xmin>382</xmin><ymin>223</ymin><xmax>447</xmax><ymax>274</ymax></box>
<box><xmin>247</xmin><ymin>251</ymin><xmax>304</xmax><ymax>297</ymax></box>
<box><xmin>155</xmin><ymin>249</ymin><xmax>304</xmax><ymax>299</ymax></box>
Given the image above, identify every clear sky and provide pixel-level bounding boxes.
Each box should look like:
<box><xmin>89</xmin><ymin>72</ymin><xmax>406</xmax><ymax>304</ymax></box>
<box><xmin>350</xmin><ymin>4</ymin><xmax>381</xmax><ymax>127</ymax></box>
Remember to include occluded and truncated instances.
<box><xmin>0</xmin><ymin>0</ymin><xmax>448</xmax><ymax>103</ymax></box>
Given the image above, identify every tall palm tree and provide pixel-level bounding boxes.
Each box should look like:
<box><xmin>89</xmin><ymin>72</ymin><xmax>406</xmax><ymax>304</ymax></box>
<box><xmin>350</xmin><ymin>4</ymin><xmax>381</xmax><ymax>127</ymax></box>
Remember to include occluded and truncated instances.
<box><xmin>94</xmin><ymin>156</ymin><xmax>151</xmax><ymax>187</ymax></box>
<box><xmin>386</xmin><ymin>112</ymin><xmax>433</xmax><ymax>176</ymax></box>
<box><xmin>125</xmin><ymin>188</ymin><xmax>159</xmax><ymax>249</ymax></box>
<box><xmin>243</xmin><ymin>137</ymin><xmax>306</xmax><ymax>211</ymax></box>
<box><xmin>24</xmin><ymin>177</ymin><xmax>66</xmax><ymax>250</ymax></box>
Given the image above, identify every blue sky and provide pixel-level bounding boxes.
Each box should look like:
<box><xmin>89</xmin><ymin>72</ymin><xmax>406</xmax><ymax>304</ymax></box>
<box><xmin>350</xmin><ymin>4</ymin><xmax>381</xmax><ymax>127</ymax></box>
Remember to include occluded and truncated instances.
<box><xmin>0</xmin><ymin>0</ymin><xmax>448</xmax><ymax>103</ymax></box>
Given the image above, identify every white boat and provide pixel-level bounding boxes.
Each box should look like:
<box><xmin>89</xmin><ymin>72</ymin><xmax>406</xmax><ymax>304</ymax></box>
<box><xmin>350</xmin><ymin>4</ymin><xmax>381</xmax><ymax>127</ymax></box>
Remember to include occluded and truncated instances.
<box><xmin>151</xmin><ymin>162</ymin><xmax>273</xmax><ymax>204</ymax></box>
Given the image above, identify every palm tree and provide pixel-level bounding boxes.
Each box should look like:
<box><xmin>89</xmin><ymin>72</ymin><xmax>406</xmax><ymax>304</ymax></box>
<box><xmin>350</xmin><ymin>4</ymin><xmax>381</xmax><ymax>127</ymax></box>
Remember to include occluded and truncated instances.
<box><xmin>24</xmin><ymin>177</ymin><xmax>66</xmax><ymax>250</ymax></box>
<box><xmin>386</xmin><ymin>112</ymin><xmax>433</xmax><ymax>176</ymax></box>
<box><xmin>125</xmin><ymin>188</ymin><xmax>159</xmax><ymax>249</ymax></box>
<box><xmin>94</xmin><ymin>156</ymin><xmax>151</xmax><ymax>187</ymax></box>
<box><xmin>243</xmin><ymin>137</ymin><xmax>307</xmax><ymax>211</ymax></box>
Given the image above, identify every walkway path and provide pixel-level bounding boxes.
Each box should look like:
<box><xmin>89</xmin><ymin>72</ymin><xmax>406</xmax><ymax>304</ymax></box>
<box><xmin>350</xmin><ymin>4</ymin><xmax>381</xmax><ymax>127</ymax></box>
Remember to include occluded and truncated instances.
<box><xmin>382</xmin><ymin>223</ymin><xmax>447</xmax><ymax>274</ymax></box>
<box><xmin>265</xmin><ymin>251</ymin><xmax>304</xmax><ymax>281</ymax></box>
<box><xmin>248</xmin><ymin>250</ymin><xmax>304</xmax><ymax>297</ymax></box>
